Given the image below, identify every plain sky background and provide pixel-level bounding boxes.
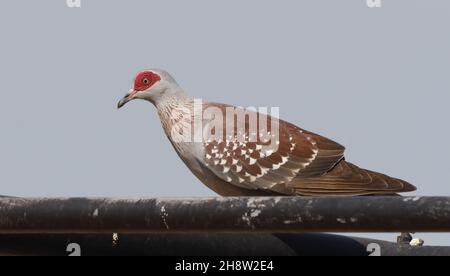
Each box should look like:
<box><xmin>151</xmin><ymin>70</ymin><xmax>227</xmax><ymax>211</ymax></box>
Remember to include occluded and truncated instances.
<box><xmin>0</xmin><ymin>0</ymin><xmax>449</xmax><ymax>246</ymax></box>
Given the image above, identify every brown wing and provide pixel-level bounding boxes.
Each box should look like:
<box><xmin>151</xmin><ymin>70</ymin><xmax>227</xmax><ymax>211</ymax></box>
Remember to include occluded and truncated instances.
<box><xmin>201</xmin><ymin>104</ymin><xmax>345</xmax><ymax>194</ymax></box>
<box><xmin>200</xmin><ymin>103</ymin><xmax>415</xmax><ymax>196</ymax></box>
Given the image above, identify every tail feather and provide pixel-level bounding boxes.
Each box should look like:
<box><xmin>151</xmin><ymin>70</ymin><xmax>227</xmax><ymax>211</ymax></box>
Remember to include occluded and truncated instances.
<box><xmin>290</xmin><ymin>160</ymin><xmax>416</xmax><ymax>196</ymax></box>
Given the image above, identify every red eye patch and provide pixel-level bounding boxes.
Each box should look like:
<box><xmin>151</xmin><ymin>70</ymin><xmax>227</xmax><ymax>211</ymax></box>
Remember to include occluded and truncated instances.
<box><xmin>134</xmin><ymin>71</ymin><xmax>161</xmax><ymax>91</ymax></box>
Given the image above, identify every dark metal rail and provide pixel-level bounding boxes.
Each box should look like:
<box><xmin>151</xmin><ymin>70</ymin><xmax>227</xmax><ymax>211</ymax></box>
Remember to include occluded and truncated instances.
<box><xmin>1</xmin><ymin>233</ymin><xmax>449</xmax><ymax>256</ymax></box>
<box><xmin>0</xmin><ymin>196</ymin><xmax>449</xmax><ymax>234</ymax></box>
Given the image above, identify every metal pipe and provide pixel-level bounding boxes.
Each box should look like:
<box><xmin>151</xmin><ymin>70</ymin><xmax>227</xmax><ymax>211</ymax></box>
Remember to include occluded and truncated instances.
<box><xmin>0</xmin><ymin>196</ymin><xmax>449</xmax><ymax>234</ymax></box>
<box><xmin>1</xmin><ymin>233</ymin><xmax>449</xmax><ymax>256</ymax></box>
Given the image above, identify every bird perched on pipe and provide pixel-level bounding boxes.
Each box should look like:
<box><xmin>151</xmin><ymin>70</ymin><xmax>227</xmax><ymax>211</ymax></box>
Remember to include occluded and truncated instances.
<box><xmin>118</xmin><ymin>69</ymin><xmax>416</xmax><ymax>196</ymax></box>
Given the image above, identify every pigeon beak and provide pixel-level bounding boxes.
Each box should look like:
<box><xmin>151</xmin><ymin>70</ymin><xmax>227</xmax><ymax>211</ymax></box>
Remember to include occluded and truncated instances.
<box><xmin>117</xmin><ymin>89</ymin><xmax>137</xmax><ymax>109</ymax></box>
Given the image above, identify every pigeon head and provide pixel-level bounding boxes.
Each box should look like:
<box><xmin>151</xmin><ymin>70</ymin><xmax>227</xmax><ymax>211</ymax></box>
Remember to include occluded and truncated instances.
<box><xmin>117</xmin><ymin>69</ymin><xmax>183</xmax><ymax>108</ymax></box>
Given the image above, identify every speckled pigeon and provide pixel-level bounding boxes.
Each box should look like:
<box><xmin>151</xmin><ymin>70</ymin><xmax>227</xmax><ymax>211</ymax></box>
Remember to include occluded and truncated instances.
<box><xmin>118</xmin><ymin>69</ymin><xmax>416</xmax><ymax>196</ymax></box>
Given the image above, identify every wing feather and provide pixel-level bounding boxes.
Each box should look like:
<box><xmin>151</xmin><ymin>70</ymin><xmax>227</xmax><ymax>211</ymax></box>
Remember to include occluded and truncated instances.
<box><xmin>199</xmin><ymin>103</ymin><xmax>415</xmax><ymax>196</ymax></box>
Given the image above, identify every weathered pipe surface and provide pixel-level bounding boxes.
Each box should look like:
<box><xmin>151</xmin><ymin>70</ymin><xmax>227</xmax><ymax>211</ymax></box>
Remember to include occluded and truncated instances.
<box><xmin>0</xmin><ymin>196</ymin><xmax>449</xmax><ymax>234</ymax></box>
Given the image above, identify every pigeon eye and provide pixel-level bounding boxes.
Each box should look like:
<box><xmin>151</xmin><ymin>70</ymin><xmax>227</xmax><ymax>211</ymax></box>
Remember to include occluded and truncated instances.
<box><xmin>143</xmin><ymin>78</ymin><xmax>149</xmax><ymax>84</ymax></box>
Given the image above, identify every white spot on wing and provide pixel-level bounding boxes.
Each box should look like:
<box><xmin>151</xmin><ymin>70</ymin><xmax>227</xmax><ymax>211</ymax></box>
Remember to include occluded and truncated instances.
<box><xmin>258</xmin><ymin>165</ymin><xmax>270</xmax><ymax>175</ymax></box>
